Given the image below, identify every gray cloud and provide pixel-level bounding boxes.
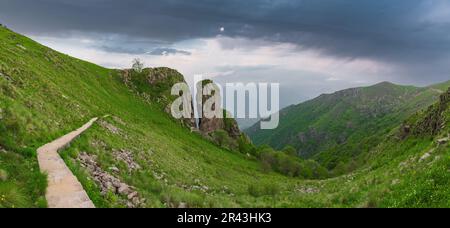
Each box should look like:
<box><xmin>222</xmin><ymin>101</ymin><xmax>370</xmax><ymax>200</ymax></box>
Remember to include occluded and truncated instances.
<box><xmin>148</xmin><ymin>48</ymin><xmax>191</xmax><ymax>56</ymax></box>
<box><xmin>98</xmin><ymin>45</ymin><xmax>191</xmax><ymax>56</ymax></box>
<box><xmin>0</xmin><ymin>0</ymin><xmax>449</xmax><ymax>84</ymax></box>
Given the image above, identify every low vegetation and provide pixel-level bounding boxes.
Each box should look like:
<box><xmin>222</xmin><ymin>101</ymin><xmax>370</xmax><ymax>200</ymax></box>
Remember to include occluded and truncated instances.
<box><xmin>247</xmin><ymin>81</ymin><xmax>449</xmax><ymax>173</ymax></box>
<box><xmin>0</xmin><ymin>26</ymin><xmax>448</xmax><ymax>208</ymax></box>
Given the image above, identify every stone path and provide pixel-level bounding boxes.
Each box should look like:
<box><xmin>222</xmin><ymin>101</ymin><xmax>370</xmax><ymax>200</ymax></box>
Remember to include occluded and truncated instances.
<box><xmin>37</xmin><ymin>118</ymin><xmax>98</xmax><ymax>208</ymax></box>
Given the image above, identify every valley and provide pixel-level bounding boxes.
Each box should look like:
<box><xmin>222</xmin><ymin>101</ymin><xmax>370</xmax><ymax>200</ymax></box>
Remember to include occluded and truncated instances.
<box><xmin>0</xmin><ymin>26</ymin><xmax>448</xmax><ymax>208</ymax></box>
<box><xmin>247</xmin><ymin>81</ymin><xmax>450</xmax><ymax>172</ymax></box>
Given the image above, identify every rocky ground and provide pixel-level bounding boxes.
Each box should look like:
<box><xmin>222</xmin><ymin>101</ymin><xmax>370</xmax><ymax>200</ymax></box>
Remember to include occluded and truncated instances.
<box><xmin>98</xmin><ymin>120</ymin><xmax>122</xmax><ymax>135</ymax></box>
<box><xmin>77</xmin><ymin>152</ymin><xmax>145</xmax><ymax>208</ymax></box>
<box><xmin>112</xmin><ymin>149</ymin><xmax>141</xmax><ymax>172</ymax></box>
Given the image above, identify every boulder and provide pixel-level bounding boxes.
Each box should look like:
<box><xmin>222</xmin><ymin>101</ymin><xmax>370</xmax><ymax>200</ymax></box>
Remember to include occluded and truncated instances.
<box><xmin>437</xmin><ymin>137</ymin><xmax>449</xmax><ymax>145</ymax></box>
<box><xmin>112</xmin><ymin>179</ymin><xmax>122</xmax><ymax>188</ymax></box>
<box><xmin>118</xmin><ymin>184</ymin><xmax>130</xmax><ymax>195</ymax></box>
<box><xmin>419</xmin><ymin>153</ymin><xmax>431</xmax><ymax>162</ymax></box>
<box><xmin>127</xmin><ymin>191</ymin><xmax>138</xmax><ymax>200</ymax></box>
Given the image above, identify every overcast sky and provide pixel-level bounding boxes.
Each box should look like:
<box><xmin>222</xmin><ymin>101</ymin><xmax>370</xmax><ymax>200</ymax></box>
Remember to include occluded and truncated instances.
<box><xmin>1</xmin><ymin>0</ymin><xmax>449</xmax><ymax>107</ymax></box>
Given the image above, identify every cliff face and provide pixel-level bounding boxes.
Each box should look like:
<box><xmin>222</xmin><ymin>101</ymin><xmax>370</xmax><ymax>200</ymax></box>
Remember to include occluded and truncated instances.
<box><xmin>415</xmin><ymin>87</ymin><xmax>449</xmax><ymax>135</ymax></box>
<box><xmin>196</xmin><ymin>80</ymin><xmax>241</xmax><ymax>138</ymax></box>
<box><xmin>401</xmin><ymin>87</ymin><xmax>449</xmax><ymax>138</ymax></box>
<box><xmin>197</xmin><ymin>110</ymin><xmax>241</xmax><ymax>138</ymax></box>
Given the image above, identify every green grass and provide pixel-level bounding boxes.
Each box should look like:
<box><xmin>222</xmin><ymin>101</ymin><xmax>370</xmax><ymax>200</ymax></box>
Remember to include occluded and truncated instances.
<box><xmin>246</xmin><ymin>81</ymin><xmax>447</xmax><ymax>171</ymax></box>
<box><xmin>0</xmin><ymin>148</ymin><xmax>47</xmax><ymax>208</ymax></box>
<box><xmin>0</xmin><ymin>26</ymin><xmax>448</xmax><ymax>208</ymax></box>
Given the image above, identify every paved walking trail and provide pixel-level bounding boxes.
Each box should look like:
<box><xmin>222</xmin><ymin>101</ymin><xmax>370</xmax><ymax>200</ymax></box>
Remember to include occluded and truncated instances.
<box><xmin>37</xmin><ymin>118</ymin><xmax>98</xmax><ymax>208</ymax></box>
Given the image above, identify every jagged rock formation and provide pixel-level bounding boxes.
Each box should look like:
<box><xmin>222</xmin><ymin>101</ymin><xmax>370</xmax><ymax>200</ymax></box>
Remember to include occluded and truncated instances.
<box><xmin>196</xmin><ymin>80</ymin><xmax>240</xmax><ymax>138</ymax></box>
<box><xmin>401</xmin><ymin>87</ymin><xmax>449</xmax><ymax>138</ymax></box>
<box><xmin>195</xmin><ymin>80</ymin><xmax>243</xmax><ymax>150</ymax></box>
<box><xmin>121</xmin><ymin>70</ymin><xmax>243</xmax><ymax>150</ymax></box>
<box><xmin>120</xmin><ymin>67</ymin><xmax>196</xmax><ymax>128</ymax></box>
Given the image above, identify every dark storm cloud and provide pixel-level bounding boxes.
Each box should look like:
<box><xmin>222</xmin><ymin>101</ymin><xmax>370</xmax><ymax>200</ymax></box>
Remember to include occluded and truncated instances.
<box><xmin>0</xmin><ymin>0</ymin><xmax>449</xmax><ymax>83</ymax></box>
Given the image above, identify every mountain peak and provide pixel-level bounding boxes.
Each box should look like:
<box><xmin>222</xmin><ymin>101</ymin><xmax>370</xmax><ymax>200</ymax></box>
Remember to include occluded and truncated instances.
<box><xmin>372</xmin><ymin>81</ymin><xmax>397</xmax><ymax>88</ymax></box>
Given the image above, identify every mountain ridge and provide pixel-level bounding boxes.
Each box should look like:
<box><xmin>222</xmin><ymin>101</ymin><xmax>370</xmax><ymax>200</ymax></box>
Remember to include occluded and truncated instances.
<box><xmin>246</xmin><ymin>79</ymin><xmax>449</xmax><ymax>169</ymax></box>
<box><xmin>0</xmin><ymin>26</ymin><xmax>448</xmax><ymax>208</ymax></box>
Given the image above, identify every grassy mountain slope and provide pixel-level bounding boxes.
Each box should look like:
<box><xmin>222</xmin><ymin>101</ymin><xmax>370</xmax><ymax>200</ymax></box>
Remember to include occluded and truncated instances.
<box><xmin>246</xmin><ymin>81</ymin><xmax>449</xmax><ymax>170</ymax></box>
<box><xmin>0</xmin><ymin>27</ymin><xmax>448</xmax><ymax>208</ymax></box>
<box><xmin>0</xmin><ymin>26</ymin><xmax>306</xmax><ymax>208</ymax></box>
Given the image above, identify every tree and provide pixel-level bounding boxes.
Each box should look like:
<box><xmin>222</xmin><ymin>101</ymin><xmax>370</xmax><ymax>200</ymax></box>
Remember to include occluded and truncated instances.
<box><xmin>132</xmin><ymin>58</ymin><xmax>144</xmax><ymax>73</ymax></box>
<box><xmin>282</xmin><ymin>145</ymin><xmax>298</xmax><ymax>157</ymax></box>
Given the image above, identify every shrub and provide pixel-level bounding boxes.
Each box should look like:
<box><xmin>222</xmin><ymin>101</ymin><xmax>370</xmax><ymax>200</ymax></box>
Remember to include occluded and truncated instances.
<box><xmin>247</xmin><ymin>182</ymin><xmax>280</xmax><ymax>197</ymax></box>
<box><xmin>304</xmin><ymin>160</ymin><xmax>329</xmax><ymax>179</ymax></box>
<box><xmin>0</xmin><ymin>182</ymin><xmax>28</xmax><ymax>208</ymax></box>
<box><xmin>282</xmin><ymin>145</ymin><xmax>298</xmax><ymax>157</ymax></box>
<box><xmin>257</xmin><ymin>146</ymin><xmax>329</xmax><ymax>179</ymax></box>
<box><xmin>132</xmin><ymin>58</ymin><xmax>144</xmax><ymax>73</ymax></box>
<box><xmin>247</xmin><ymin>184</ymin><xmax>261</xmax><ymax>197</ymax></box>
<box><xmin>260</xmin><ymin>150</ymin><xmax>277</xmax><ymax>169</ymax></box>
<box><xmin>278</xmin><ymin>155</ymin><xmax>300</xmax><ymax>177</ymax></box>
<box><xmin>211</xmin><ymin>130</ymin><xmax>236</xmax><ymax>150</ymax></box>
<box><xmin>238</xmin><ymin>134</ymin><xmax>255</xmax><ymax>155</ymax></box>
<box><xmin>298</xmin><ymin>163</ymin><xmax>313</xmax><ymax>179</ymax></box>
<box><xmin>262</xmin><ymin>182</ymin><xmax>280</xmax><ymax>196</ymax></box>
<box><xmin>260</xmin><ymin>160</ymin><xmax>272</xmax><ymax>173</ymax></box>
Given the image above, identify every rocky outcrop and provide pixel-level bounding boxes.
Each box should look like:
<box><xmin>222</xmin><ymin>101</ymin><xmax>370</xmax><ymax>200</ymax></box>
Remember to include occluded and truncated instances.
<box><xmin>199</xmin><ymin>111</ymin><xmax>240</xmax><ymax>139</ymax></box>
<box><xmin>121</xmin><ymin>68</ymin><xmax>244</xmax><ymax>150</ymax></box>
<box><xmin>196</xmin><ymin>80</ymin><xmax>241</xmax><ymax>137</ymax></box>
<box><xmin>146</xmin><ymin>67</ymin><xmax>184</xmax><ymax>86</ymax></box>
<box><xmin>401</xmin><ymin>87</ymin><xmax>449</xmax><ymax>138</ymax></box>
<box><xmin>120</xmin><ymin>67</ymin><xmax>196</xmax><ymax>128</ymax></box>
<box><xmin>414</xmin><ymin>88</ymin><xmax>448</xmax><ymax>135</ymax></box>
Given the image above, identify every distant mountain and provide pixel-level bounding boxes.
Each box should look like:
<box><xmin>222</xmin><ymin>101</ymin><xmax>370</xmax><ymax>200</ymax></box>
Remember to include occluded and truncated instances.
<box><xmin>246</xmin><ymin>80</ymin><xmax>450</xmax><ymax>168</ymax></box>
<box><xmin>1</xmin><ymin>26</ymin><xmax>448</xmax><ymax>208</ymax></box>
<box><xmin>235</xmin><ymin>118</ymin><xmax>260</xmax><ymax>130</ymax></box>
